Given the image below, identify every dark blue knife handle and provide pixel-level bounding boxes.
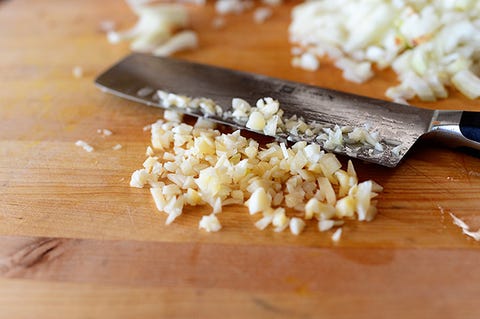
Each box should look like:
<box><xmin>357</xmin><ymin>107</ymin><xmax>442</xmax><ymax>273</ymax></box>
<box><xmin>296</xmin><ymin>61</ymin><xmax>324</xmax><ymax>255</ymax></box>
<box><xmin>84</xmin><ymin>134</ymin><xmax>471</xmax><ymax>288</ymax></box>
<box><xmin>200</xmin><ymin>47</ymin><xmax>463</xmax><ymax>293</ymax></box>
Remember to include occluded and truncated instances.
<box><xmin>428</xmin><ymin>110</ymin><xmax>480</xmax><ymax>152</ymax></box>
<box><xmin>460</xmin><ymin>111</ymin><xmax>480</xmax><ymax>143</ymax></box>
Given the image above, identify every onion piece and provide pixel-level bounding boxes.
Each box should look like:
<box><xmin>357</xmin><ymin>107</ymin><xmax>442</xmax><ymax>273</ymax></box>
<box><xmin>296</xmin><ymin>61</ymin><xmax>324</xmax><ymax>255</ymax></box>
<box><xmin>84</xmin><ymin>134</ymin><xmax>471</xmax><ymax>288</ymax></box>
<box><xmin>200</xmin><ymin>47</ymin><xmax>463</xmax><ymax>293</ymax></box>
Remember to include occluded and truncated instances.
<box><xmin>153</xmin><ymin>30</ymin><xmax>198</xmax><ymax>57</ymax></box>
<box><xmin>452</xmin><ymin>69</ymin><xmax>480</xmax><ymax>99</ymax></box>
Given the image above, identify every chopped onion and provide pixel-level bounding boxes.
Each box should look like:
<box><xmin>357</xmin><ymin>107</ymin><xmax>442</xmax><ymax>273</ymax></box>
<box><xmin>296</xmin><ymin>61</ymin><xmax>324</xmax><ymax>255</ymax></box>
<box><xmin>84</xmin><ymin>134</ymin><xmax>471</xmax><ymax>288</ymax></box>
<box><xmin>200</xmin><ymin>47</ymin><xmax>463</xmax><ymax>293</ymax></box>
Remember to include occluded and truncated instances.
<box><xmin>215</xmin><ymin>0</ymin><xmax>253</xmax><ymax>15</ymax></box>
<box><xmin>449</xmin><ymin>211</ymin><xmax>480</xmax><ymax>241</ymax></box>
<box><xmin>97</xmin><ymin>128</ymin><xmax>113</xmax><ymax>136</ymax></box>
<box><xmin>290</xmin><ymin>1</ymin><xmax>480</xmax><ymax>101</ymax></box>
<box><xmin>253</xmin><ymin>7</ymin><xmax>273</xmax><ymax>24</ymax></box>
<box><xmin>75</xmin><ymin>140</ymin><xmax>94</xmax><ymax>153</ymax></box>
<box><xmin>107</xmin><ymin>2</ymin><xmax>191</xmax><ymax>55</ymax></box>
<box><xmin>452</xmin><ymin>69</ymin><xmax>480</xmax><ymax>99</ymax></box>
<box><xmin>72</xmin><ymin>66</ymin><xmax>83</xmax><ymax>78</ymax></box>
<box><xmin>153</xmin><ymin>30</ymin><xmax>198</xmax><ymax>57</ymax></box>
<box><xmin>292</xmin><ymin>52</ymin><xmax>320</xmax><ymax>71</ymax></box>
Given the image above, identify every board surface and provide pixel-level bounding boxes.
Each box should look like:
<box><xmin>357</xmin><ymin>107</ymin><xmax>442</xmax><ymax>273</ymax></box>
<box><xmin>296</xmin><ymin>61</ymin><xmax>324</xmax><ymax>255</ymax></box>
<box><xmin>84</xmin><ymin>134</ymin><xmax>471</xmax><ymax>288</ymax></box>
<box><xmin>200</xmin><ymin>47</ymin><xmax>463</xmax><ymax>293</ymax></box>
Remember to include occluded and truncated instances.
<box><xmin>1</xmin><ymin>0</ymin><xmax>480</xmax><ymax>318</ymax></box>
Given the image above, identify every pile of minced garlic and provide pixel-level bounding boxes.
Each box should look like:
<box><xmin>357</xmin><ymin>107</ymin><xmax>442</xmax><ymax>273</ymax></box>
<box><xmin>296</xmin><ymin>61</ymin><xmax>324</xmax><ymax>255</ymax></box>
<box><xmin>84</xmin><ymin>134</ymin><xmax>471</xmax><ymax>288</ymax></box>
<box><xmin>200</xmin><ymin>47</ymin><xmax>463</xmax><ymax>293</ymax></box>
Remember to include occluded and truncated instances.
<box><xmin>130</xmin><ymin>98</ymin><xmax>382</xmax><ymax>236</ymax></box>
<box><xmin>154</xmin><ymin>90</ymin><xmax>390</xmax><ymax>156</ymax></box>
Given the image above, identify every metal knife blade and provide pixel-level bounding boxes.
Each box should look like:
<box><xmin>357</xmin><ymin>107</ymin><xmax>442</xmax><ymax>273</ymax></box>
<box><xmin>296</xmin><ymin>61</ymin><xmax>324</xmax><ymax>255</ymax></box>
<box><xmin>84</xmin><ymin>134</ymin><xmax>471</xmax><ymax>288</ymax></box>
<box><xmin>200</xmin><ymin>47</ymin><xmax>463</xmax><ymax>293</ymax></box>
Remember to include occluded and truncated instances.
<box><xmin>94</xmin><ymin>53</ymin><xmax>440</xmax><ymax>167</ymax></box>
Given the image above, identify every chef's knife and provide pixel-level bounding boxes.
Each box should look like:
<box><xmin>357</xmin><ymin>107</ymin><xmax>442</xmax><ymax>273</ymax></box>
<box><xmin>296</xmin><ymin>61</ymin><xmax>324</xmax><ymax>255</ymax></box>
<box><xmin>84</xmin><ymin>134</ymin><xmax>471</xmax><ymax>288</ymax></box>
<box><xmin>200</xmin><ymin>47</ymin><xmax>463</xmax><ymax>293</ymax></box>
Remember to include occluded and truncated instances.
<box><xmin>95</xmin><ymin>53</ymin><xmax>480</xmax><ymax>167</ymax></box>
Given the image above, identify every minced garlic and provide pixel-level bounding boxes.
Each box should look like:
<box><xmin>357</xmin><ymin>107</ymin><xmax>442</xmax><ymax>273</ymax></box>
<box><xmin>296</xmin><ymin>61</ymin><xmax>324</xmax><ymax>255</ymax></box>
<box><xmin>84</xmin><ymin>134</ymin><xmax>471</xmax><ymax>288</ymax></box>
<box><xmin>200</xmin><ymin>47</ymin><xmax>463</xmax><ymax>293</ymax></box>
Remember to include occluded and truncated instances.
<box><xmin>331</xmin><ymin>227</ymin><xmax>343</xmax><ymax>242</ymax></box>
<box><xmin>199</xmin><ymin>213</ymin><xmax>222</xmax><ymax>232</ymax></box>
<box><xmin>156</xmin><ymin>91</ymin><xmax>391</xmax><ymax>156</ymax></box>
<box><xmin>130</xmin><ymin>101</ymin><xmax>382</xmax><ymax>236</ymax></box>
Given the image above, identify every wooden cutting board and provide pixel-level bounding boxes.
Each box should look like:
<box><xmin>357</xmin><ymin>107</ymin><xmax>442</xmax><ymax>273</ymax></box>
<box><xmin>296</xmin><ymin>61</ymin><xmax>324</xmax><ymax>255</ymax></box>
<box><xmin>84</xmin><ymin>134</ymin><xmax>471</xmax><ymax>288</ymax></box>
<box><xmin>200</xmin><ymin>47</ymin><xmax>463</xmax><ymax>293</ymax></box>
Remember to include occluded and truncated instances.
<box><xmin>1</xmin><ymin>0</ymin><xmax>480</xmax><ymax>318</ymax></box>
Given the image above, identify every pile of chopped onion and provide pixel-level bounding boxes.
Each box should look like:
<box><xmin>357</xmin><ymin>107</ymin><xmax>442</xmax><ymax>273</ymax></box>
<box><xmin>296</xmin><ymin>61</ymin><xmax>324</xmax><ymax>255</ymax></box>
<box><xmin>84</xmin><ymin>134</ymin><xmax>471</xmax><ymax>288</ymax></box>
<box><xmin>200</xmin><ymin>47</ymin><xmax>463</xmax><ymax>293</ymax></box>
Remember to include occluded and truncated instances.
<box><xmin>130</xmin><ymin>99</ymin><xmax>382</xmax><ymax>237</ymax></box>
<box><xmin>289</xmin><ymin>0</ymin><xmax>480</xmax><ymax>102</ymax></box>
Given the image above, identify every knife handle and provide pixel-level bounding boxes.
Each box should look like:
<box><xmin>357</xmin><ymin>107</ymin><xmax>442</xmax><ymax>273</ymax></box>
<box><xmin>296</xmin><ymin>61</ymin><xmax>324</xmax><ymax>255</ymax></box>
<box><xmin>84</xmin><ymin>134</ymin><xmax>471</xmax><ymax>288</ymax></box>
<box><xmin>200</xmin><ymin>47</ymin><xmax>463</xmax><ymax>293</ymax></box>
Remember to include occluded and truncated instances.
<box><xmin>460</xmin><ymin>111</ymin><xmax>480</xmax><ymax>143</ymax></box>
<box><xmin>429</xmin><ymin>110</ymin><xmax>480</xmax><ymax>151</ymax></box>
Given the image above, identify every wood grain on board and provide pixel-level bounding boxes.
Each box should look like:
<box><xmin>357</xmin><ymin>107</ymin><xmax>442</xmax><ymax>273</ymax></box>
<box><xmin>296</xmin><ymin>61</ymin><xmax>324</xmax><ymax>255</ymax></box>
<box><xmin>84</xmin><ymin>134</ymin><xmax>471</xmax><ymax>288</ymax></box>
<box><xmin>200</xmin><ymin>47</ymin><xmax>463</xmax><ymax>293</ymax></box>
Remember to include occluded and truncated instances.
<box><xmin>1</xmin><ymin>0</ymin><xmax>480</xmax><ymax>318</ymax></box>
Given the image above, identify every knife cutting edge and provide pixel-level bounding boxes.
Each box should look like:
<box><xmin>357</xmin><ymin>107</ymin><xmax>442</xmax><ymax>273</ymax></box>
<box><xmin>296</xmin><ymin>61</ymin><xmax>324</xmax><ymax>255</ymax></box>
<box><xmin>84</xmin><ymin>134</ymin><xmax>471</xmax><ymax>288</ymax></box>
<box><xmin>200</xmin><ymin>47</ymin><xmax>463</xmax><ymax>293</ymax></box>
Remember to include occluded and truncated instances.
<box><xmin>95</xmin><ymin>53</ymin><xmax>480</xmax><ymax>167</ymax></box>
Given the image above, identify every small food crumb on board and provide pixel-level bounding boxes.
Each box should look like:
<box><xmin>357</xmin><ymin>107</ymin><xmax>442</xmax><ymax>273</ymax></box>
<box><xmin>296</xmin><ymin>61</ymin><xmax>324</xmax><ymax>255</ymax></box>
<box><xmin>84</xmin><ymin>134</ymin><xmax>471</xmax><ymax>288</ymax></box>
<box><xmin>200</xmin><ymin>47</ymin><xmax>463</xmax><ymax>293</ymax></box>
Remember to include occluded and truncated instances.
<box><xmin>75</xmin><ymin>140</ymin><xmax>94</xmax><ymax>152</ymax></box>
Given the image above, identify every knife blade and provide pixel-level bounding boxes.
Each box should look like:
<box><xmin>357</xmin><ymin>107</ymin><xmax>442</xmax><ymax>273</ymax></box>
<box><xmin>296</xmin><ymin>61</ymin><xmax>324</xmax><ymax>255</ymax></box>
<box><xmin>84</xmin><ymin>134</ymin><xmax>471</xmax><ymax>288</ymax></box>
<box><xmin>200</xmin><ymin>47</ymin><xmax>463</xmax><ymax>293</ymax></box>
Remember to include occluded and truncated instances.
<box><xmin>95</xmin><ymin>53</ymin><xmax>480</xmax><ymax>167</ymax></box>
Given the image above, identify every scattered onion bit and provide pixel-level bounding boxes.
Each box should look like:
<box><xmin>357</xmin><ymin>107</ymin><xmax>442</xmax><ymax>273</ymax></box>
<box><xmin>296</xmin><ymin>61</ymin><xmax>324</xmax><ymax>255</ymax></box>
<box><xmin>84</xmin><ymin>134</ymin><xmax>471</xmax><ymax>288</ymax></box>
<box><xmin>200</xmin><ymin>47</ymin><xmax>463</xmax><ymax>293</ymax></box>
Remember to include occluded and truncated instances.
<box><xmin>253</xmin><ymin>7</ymin><xmax>273</xmax><ymax>24</ymax></box>
<box><xmin>97</xmin><ymin>128</ymin><xmax>113</xmax><ymax>136</ymax></box>
<box><xmin>215</xmin><ymin>0</ymin><xmax>254</xmax><ymax>15</ymax></box>
<box><xmin>75</xmin><ymin>140</ymin><xmax>94</xmax><ymax>153</ymax></box>
<box><xmin>107</xmin><ymin>2</ymin><xmax>196</xmax><ymax>57</ymax></box>
<box><xmin>449</xmin><ymin>211</ymin><xmax>480</xmax><ymax>241</ymax></box>
<box><xmin>72</xmin><ymin>66</ymin><xmax>83</xmax><ymax>78</ymax></box>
